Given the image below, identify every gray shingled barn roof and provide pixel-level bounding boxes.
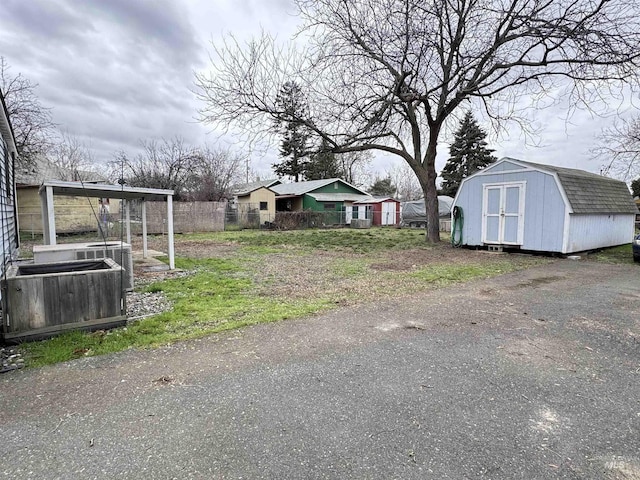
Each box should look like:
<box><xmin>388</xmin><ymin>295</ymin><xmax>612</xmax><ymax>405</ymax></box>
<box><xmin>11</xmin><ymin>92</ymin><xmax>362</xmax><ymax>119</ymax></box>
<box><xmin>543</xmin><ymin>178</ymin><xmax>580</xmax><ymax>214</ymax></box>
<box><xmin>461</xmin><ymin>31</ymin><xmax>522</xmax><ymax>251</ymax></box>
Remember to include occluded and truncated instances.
<box><xmin>506</xmin><ymin>159</ymin><xmax>638</xmax><ymax>214</ymax></box>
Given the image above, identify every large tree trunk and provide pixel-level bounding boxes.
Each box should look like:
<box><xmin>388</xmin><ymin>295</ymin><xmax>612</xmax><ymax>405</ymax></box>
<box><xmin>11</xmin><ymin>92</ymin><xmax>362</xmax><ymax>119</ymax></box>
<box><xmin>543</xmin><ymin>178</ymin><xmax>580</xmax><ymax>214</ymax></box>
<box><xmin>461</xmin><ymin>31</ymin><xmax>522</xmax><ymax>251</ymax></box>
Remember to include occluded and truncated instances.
<box><xmin>421</xmin><ymin>126</ymin><xmax>441</xmax><ymax>243</ymax></box>
<box><xmin>411</xmin><ymin>156</ymin><xmax>440</xmax><ymax>243</ymax></box>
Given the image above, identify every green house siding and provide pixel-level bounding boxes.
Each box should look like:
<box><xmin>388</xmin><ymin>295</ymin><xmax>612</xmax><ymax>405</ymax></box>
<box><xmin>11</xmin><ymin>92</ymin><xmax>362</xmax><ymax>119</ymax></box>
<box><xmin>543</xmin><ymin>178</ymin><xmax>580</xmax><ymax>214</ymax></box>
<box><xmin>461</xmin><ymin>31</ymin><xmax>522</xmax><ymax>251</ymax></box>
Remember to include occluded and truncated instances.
<box><xmin>302</xmin><ymin>195</ymin><xmax>344</xmax><ymax>223</ymax></box>
<box><xmin>302</xmin><ymin>195</ymin><xmax>343</xmax><ymax>211</ymax></box>
<box><xmin>302</xmin><ymin>181</ymin><xmax>364</xmax><ymax>212</ymax></box>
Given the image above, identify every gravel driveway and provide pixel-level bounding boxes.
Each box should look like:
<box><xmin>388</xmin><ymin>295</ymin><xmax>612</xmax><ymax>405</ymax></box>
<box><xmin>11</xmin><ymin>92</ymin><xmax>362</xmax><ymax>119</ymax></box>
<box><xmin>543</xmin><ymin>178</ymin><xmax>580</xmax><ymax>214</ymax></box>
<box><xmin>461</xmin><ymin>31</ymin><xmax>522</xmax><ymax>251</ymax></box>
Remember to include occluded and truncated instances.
<box><xmin>1</xmin><ymin>259</ymin><xmax>639</xmax><ymax>479</ymax></box>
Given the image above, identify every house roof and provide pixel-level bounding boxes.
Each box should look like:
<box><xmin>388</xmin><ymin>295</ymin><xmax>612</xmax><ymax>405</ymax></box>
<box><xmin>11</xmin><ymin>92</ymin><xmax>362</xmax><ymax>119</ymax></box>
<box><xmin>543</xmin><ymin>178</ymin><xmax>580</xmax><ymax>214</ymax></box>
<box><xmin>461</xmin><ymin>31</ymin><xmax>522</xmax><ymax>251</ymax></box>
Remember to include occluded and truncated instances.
<box><xmin>308</xmin><ymin>193</ymin><xmax>373</xmax><ymax>202</ymax></box>
<box><xmin>496</xmin><ymin>158</ymin><xmax>638</xmax><ymax>214</ymax></box>
<box><xmin>232</xmin><ymin>179</ymin><xmax>281</xmax><ymax>196</ymax></box>
<box><xmin>271</xmin><ymin>178</ymin><xmax>369</xmax><ymax>196</ymax></box>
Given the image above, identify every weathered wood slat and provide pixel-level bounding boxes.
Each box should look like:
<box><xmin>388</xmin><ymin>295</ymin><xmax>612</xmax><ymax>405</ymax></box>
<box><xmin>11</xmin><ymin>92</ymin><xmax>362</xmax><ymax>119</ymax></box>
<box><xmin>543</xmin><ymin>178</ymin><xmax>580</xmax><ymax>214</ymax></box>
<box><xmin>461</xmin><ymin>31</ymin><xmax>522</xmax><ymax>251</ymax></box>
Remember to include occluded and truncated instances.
<box><xmin>1</xmin><ymin>259</ymin><xmax>125</xmax><ymax>342</ymax></box>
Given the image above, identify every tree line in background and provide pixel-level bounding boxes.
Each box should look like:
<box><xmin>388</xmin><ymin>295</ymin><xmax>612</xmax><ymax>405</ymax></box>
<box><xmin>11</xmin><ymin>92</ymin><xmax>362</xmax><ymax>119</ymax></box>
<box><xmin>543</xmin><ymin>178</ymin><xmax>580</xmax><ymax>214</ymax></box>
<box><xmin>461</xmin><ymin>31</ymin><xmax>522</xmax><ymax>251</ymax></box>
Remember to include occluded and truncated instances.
<box><xmin>111</xmin><ymin>138</ymin><xmax>244</xmax><ymax>201</ymax></box>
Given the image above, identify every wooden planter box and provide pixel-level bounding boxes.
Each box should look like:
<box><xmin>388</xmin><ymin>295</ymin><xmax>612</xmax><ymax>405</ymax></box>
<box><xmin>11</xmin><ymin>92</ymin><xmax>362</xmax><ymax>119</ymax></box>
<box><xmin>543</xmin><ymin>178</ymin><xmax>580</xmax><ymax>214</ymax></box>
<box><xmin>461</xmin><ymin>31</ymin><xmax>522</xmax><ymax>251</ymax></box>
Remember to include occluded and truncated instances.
<box><xmin>1</xmin><ymin>259</ymin><xmax>126</xmax><ymax>343</ymax></box>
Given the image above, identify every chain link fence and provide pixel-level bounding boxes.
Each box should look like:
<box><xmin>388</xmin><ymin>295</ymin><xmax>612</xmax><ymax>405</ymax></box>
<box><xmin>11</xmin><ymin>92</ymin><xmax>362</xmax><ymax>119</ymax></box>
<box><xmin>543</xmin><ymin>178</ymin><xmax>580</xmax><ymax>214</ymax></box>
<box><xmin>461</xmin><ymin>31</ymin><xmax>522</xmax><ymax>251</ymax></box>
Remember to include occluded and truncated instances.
<box><xmin>20</xmin><ymin>200</ymin><xmax>452</xmax><ymax>237</ymax></box>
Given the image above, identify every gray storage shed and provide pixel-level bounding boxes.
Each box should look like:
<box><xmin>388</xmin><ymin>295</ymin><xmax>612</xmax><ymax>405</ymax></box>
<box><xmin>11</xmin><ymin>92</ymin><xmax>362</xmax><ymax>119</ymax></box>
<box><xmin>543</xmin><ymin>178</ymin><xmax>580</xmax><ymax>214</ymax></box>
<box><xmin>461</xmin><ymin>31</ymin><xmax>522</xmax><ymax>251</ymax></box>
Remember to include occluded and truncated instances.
<box><xmin>452</xmin><ymin>158</ymin><xmax>638</xmax><ymax>254</ymax></box>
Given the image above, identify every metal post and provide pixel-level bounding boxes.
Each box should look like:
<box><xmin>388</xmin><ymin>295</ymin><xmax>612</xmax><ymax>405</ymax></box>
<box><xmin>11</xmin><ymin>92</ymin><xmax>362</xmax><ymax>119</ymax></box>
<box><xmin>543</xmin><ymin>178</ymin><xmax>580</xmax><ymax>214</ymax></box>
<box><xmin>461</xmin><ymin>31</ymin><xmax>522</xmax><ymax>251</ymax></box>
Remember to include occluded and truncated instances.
<box><xmin>141</xmin><ymin>200</ymin><xmax>148</xmax><ymax>259</ymax></box>
<box><xmin>166</xmin><ymin>195</ymin><xmax>175</xmax><ymax>270</ymax></box>
<box><xmin>125</xmin><ymin>200</ymin><xmax>131</xmax><ymax>245</ymax></box>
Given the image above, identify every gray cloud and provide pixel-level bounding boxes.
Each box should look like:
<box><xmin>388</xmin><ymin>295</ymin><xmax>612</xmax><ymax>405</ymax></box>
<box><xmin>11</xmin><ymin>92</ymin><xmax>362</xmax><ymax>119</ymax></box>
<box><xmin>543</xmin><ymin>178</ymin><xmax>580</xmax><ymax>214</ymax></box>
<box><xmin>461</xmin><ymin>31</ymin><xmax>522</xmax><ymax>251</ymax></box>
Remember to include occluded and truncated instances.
<box><xmin>0</xmin><ymin>0</ymin><xmax>208</xmax><ymax>164</ymax></box>
<box><xmin>2</xmin><ymin>0</ymin><xmax>94</xmax><ymax>44</ymax></box>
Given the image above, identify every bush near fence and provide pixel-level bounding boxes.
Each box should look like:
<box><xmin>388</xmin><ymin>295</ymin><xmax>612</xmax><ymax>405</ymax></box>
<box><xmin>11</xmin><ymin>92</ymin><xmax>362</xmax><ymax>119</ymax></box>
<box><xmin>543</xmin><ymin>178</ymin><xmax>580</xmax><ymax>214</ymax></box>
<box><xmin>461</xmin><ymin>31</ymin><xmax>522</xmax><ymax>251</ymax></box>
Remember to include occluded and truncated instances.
<box><xmin>274</xmin><ymin>211</ymin><xmax>328</xmax><ymax>230</ymax></box>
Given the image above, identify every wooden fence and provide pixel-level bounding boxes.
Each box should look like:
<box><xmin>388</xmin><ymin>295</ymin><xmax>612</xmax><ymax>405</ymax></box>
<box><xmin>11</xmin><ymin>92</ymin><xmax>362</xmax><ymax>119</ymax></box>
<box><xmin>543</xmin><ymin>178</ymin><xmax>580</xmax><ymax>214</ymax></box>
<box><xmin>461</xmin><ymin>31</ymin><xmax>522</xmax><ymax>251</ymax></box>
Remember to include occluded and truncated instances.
<box><xmin>131</xmin><ymin>201</ymin><xmax>226</xmax><ymax>234</ymax></box>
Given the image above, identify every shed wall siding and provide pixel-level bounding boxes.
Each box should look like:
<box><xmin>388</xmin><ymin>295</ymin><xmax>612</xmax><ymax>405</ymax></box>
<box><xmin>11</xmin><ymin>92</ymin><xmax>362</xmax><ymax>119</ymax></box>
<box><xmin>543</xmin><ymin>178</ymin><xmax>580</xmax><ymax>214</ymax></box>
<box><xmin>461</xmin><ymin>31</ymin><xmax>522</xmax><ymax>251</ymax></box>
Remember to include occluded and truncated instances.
<box><xmin>457</xmin><ymin>170</ymin><xmax>566</xmax><ymax>251</ymax></box>
<box><xmin>487</xmin><ymin>160</ymin><xmax>522</xmax><ymax>172</ymax></box>
<box><xmin>244</xmin><ymin>187</ymin><xmax>275</xmax><ymax>224</ymax></box>
<box><xmin>566</xmin><ymin>214</ymin><xmax>635</xmax><ymax>253</ymax></box>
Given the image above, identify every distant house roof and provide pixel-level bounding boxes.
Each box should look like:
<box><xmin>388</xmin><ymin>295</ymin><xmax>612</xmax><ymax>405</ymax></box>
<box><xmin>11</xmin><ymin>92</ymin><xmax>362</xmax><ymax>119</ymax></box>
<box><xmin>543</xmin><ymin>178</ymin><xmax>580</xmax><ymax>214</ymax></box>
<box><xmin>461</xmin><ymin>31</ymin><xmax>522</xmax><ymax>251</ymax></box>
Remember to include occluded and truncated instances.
<box><xmin>308</xmin><ymin>193</ymin><xmax>373</xmax><ymax>202</ymax></box>
<box><xmin>354</xmin><ymin>196</ymin><xmax>399</xmax><ymax>204</ymax></box>
<box><xmin>501</xmin><ymin>158</ymin><xmax>637</xmax><ymax>214</ymax></box>
<box><xmin>16</xmin><ymin>156</ymin><xmax>106</xmax><ymax>186</ymax></box>
<box><xmin>232</xmin><ymin>179</ymin><xmax>281</xmax><ymax>196</ymax></box>
<box><xmin>271</xmin><ymin>178</ymin><xmax>369</xmax><ymax>196</ymax></box>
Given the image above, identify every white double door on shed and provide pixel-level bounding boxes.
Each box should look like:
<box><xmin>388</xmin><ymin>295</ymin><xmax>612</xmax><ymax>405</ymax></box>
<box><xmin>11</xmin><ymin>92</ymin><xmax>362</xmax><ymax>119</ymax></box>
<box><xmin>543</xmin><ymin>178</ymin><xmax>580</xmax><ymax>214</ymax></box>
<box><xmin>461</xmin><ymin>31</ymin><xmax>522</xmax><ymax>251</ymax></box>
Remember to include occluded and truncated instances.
<box><xmin>482</xmin><ymin>182</ymin><xmax>525</xmax><ymax>245</ymax></box>
<box><xmin>380</xmin><ymin>202</ymin><xmax>396</xmax><ymax>225</ymax></box>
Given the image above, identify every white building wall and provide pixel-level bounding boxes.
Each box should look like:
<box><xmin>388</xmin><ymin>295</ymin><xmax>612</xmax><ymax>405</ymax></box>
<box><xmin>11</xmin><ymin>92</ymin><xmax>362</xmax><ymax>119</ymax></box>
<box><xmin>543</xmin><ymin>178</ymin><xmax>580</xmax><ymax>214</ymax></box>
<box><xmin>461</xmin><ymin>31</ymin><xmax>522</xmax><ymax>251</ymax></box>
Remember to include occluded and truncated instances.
<box><xmin>566</xmin><ymin>214</ymin><xmax>635</xmax><ymax>253</ymax></box>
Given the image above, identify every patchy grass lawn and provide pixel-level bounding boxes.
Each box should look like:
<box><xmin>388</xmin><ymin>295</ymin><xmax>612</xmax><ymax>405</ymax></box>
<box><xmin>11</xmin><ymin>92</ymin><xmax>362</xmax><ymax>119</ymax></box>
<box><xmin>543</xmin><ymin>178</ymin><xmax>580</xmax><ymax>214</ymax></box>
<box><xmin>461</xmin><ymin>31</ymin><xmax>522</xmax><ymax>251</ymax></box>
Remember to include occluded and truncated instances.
<box><xmin>588</xmin><ymin>243</ymin><xmax>635</xmax><ymax>265</ymax></box>
<box><xmin>20</xmin><ymin>228</ymin><xmax>550</xmax><ymax>367</ymax></box>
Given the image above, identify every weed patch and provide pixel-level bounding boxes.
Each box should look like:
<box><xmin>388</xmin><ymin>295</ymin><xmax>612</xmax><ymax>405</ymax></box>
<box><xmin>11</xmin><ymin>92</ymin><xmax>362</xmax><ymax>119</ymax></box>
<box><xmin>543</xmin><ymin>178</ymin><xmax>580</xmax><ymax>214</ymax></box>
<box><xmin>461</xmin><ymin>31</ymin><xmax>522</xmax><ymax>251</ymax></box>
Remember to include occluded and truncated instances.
<box><xmin>590</xmin><ymin>244</ymin><xmax>634</xmax><ymax>264</ymax></box>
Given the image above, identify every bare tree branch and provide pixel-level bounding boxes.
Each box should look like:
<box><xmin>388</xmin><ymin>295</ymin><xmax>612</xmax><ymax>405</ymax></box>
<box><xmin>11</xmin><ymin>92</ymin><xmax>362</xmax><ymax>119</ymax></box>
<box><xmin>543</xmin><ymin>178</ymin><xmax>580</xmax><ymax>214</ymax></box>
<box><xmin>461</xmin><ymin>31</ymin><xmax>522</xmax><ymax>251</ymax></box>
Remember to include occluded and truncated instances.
<box><xmin>0</xmin><ymin>57</ymin><xmax>55</xmax><ymax>167</ymax></box>
<box><xmin>594</xmin><ymin>115</ymin><xmax>640</xmax><ymax>180</ymax></box>
<box><xmin>48</xmin><ymin>131</ymin><xmax>98</xmax><ymax>181</ymax></box>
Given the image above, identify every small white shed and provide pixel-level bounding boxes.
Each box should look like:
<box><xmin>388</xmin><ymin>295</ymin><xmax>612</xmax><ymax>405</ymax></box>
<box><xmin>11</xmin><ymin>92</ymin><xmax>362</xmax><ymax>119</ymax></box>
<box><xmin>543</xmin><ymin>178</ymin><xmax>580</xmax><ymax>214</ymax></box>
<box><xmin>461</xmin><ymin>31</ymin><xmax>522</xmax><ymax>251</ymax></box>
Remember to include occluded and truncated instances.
<box><xmin>452</xmin><ymin>158</ymin><xmax>638</xmax><ymax>254</ymax></box>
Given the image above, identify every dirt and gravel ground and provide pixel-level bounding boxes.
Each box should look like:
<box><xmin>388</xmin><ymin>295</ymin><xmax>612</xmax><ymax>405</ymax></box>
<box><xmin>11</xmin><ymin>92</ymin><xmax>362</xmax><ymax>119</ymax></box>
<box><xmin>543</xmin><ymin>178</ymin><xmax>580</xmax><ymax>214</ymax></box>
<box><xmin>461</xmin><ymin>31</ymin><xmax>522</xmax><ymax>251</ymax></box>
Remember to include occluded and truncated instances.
<box><xmin>1</xmin><ymin>257</ymin><xmax>638</xmax><ymax>479</ymax></box>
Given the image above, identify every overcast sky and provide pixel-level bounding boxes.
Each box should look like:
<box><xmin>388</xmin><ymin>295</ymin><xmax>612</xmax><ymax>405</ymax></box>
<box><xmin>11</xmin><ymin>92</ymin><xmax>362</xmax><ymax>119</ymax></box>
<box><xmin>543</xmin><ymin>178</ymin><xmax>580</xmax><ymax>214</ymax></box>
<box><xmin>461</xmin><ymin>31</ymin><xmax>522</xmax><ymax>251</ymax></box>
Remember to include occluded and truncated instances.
<box><xmin>0</xmin><ymin>0</ymin><xmax>636</xmax><ymax>182</ymax></box>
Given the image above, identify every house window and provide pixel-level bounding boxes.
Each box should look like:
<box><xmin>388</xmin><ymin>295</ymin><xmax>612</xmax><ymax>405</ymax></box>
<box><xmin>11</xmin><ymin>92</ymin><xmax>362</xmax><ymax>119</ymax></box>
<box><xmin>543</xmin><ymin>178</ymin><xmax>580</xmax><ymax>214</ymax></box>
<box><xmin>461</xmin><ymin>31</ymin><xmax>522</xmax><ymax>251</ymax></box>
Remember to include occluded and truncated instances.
<box><xmin>259</xmin><ymin>201</ymin><xmax>268</xmax><ymax>211</ymax></box>
<box><xmin>323</xmin><ymin>203</ymin><xmax>335</xmax><ymax>210</ymax></box>
<box><xmin>334</xmin><ymin>182</ymin><xmax>338</xmax><ymax>189</ymax></box>
<box><xmin>352</xmin><ymin>206</ymin><xmax>359</xmax><ymax>219</ymax></box>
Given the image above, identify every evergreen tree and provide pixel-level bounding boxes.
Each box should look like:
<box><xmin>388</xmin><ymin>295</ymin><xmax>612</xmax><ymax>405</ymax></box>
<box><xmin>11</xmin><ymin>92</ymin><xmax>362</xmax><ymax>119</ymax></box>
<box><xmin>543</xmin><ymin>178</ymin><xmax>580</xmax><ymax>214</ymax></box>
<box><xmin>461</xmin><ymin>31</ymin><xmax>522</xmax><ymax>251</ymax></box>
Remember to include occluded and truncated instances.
<box><xmin>631</xmin><ymin>177</ymin><xmax>640</xmax><ymax>197</ymax></box>
<box><xmin>272</xmin><ymin>81</ymin><xmax>311</xmax><ymax>182</ymax></box>
<box><xmin>305</xmin><ymin>139</ymin><xmax>341</xmax><ymax>180</ymax></box>
<box><xmin>369</xmin><ymin>176</ymin><xmax>396</xmax><ymax>197</ymax></box>
<box><xmin>440</xmin><ymin>111</ymin><xmax>496</xmax><ymax>197</ymax></box>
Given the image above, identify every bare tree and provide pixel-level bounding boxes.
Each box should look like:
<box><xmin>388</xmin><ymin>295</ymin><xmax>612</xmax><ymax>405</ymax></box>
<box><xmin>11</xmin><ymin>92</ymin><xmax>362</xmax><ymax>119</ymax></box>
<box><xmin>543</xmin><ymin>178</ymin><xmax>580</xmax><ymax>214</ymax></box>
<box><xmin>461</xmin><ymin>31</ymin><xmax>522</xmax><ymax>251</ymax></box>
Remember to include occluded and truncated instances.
<box><xmin>48</xmin><ymin>131</ymin><xmax>98</xmax><ymax>181</ymax></box>
<box><xmin>336</xmin><ymin>150</ymin><xmax>372</xmax><ymax>187</ymax></box>
<box><xmin>112</xmin><ymin>138</ymin><xmax>244</xmax><ymax>201</ymax></box>
<box><xmin>195</xmin><ymin>0</ymin><xmax>640</xmax><ymax>242</ymax></box>
<box><xmin>185</xmin><ymin>145</ymin><xmax>244</xmax><ymax>201</ymax></box>
<box><xmin>112</xmin><ymin>137</ymin><xmax>199</xmax><ymax>200</ymax></box>
<box><xmin>595</xmin><ymin>115</ymin><xmax>640</xmax><ymax>180</ymax></box>
<box><xmin>0</xmin><ymin>57</ymin><xmax>55</xmax><ymax>167</ymax></box>
<box><xmin>388</xmin><ymin>163</ymin><xmax>423</xmax><ymax>201</ymax></box>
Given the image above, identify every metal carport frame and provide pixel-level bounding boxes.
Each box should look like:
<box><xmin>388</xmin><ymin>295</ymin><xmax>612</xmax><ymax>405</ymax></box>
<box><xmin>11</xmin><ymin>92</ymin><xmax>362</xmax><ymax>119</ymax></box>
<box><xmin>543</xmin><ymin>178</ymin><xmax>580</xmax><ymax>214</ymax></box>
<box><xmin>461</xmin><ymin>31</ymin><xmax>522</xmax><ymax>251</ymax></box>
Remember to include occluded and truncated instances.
<box><xmin>38</xmin><ymin>180</ymin><xmax>176</xmax><ymax>269</ymax></box>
